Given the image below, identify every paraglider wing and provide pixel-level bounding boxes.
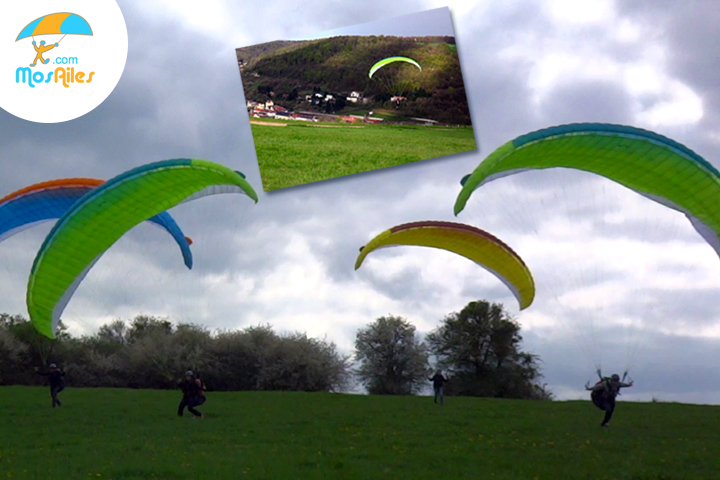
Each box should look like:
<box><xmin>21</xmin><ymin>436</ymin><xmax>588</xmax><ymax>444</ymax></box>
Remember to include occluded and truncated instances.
<box><xmin>355</xmin><ymin>221</ymin><xmax>535</xmax><ymax>310</ymax></box>
<box><xmin>16</xmin><ymin>13</ymin><xmax>93</xmax><ymax>41</ymax></box>
<box><xmin>26</xmin><ymin>159</ymin><xmax>258</xmax><ymax>339</ymax></box>
<box><xmin>368</xmin><ymin>56</ymin><xmax>422</xmax><ymax>79</ymax></box>
<box><xmin>0</xmin><ymin>178</ymin><xmax>194</xmax><ymax>269</ymax></box>
<box><xmin>454</xmin><ymin>123</ymin><xmax>720</xmax><ymax>256</ymax></box>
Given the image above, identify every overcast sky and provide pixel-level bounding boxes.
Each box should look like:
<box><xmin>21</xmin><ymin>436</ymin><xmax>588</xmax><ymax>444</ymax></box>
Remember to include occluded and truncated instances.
<box><xmin>1</xmin><ymin>0</ymin><xmax>719</xmax><ymax>404</ymax></box>
<box><xmin>292</xmin><ymin>7</ymin><xmax>455</xmax><ymax>40</ymax></box>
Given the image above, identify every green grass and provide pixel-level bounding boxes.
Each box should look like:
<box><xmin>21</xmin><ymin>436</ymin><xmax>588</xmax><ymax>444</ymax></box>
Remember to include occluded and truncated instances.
<box><xmin>251</xmin><ymin>123</ymin><xmax>477</xmax><ymax>191</ymax></box>
<box><xmin>1</xmin><ymin>387</ymin><xmax>719</xmax><ymax>480</ymax></box>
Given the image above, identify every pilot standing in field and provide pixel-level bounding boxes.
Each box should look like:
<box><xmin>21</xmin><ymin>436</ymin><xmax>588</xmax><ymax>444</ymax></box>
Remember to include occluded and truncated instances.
<box><xmin>429</xmin><ymin>369</ymin><xmax>449</xmax><ymax>405</ymax></box>
<box><xmin>35</xmin><ymin>363</ymin><xmax>66</xmax><ymax>407</ymax></box>
<box><xmin>30</xmin><ymin>40</ymin><xmax>59</xmax><ymax>67</ymax></box>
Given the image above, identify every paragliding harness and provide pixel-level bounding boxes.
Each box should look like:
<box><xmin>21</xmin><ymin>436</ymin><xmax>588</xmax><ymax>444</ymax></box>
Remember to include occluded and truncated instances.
<box><xmin>191</xmin><ymin>378</ymin><xmax>207</xmax><ymax>407</ymax></box>
<box><xmin>196</xmin><ymin>379</ymin><xmax>206</xmax><ymax>398</ymax></box>
<box><xmin>590</xmin><ymin>370</ymin><xmax>629</xmax><ymax>411</ymax></box>
<box><xmin>194</xmin><ymin>381</ymin><xmax>207</xmax><ymax>411</ymax></box>
<box><xmin>590</xmin><ymin>381</ymin><xmax>609</xmax><ymax>410</ymax></box>
<box><xmin>180</xmin><ymin>376</ymin><xmax>206</xmax><ymax>408</ymax></box>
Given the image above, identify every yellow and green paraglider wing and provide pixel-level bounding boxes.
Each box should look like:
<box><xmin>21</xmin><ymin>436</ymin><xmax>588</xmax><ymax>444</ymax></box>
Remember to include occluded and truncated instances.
<box><xmin>455</xmin><ymin>123</ymin><xmax>720</xmax><ymax>256</ymax></box>
<box><xmin>27</xmin><ymin>159</ymin><xmax>258</xmax><ymax>339</ymax></box>
<box><xmin>368</xmin><ymin>56</ymin><xmax>422</xmax><ymax>78</ymax></box>
<box><xmin>355</xmin><ymin>221</ymin><xmax>535</xmax><ymax>310</ymax></box>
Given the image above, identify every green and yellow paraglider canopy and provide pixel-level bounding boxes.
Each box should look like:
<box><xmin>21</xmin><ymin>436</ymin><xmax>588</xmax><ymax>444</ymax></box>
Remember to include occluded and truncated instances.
<box><xmin>16</xmin><ymin>12</ymin><xmax>93</xmax><ymax>42</ymax></box>
<box><xmin>455</xmin><ymin>123</ymin><xmax>720</xmax><ymax>257</ymax></box>
<box><xmin>368</xmin><ymin>56</ymin><xmax>422</xmax><ymax>79</ymax></box>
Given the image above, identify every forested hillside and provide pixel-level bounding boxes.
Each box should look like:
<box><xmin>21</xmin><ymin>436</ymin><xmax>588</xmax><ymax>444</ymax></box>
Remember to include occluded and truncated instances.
<box><xmin>236</xmin><ymin>35</ymin><xmax>471</xmax><ymax>124</ymax></box>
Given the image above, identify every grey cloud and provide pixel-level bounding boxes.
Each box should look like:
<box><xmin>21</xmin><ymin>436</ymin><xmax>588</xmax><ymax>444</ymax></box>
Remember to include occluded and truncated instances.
<box><xmin>1</xmin><ymin>0</ymin><xmax>720</xmax><ymax>403</ymax></box>
<box><xmin>539</xmin><ymin>80</ymin><xmax>636</xmax><ymax>125</ymax></box>
<box><xmin>357</xmin><ymin>264</ymin><xmax>440</xmax><ymax>305</ymax></box>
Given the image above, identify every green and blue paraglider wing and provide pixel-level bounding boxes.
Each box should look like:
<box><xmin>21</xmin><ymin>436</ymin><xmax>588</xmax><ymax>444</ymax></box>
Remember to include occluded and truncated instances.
<box><xmin>0</xmin><ymin>178</ymin><xmax>194</xmax><ymax>269</ymax></box>
<box><xmin>26</xmin><ymin>159</ymin><xmax>258</xmax><ymax>339</ymax></box>
<box><xmin>454</xmin><ymin>123</ymin><xmax>720</xmax><ymax>256</ymax></box>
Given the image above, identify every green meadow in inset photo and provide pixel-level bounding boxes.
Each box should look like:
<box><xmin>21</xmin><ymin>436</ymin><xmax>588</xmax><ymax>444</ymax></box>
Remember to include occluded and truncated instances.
<box><xmin>235</xmin><ymin>7</ymin><xmax>477</xmax><ymax>191</ymax></box>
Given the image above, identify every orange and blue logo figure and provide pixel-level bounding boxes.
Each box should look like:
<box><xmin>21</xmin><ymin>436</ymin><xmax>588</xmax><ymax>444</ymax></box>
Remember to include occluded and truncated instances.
<box><xmin>30</xmin><ymin>40</ymin><xmax>59</xmax><ymax>67</ymax></box>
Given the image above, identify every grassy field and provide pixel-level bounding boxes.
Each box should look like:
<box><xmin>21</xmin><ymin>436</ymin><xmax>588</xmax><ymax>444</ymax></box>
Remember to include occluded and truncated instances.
<box><xmin>250</xmin><ymin>122</ymin><xmax>477</xmax><ymax>191</ymax></box>
<box><xmin>1</xmin><ymin>387</ymin><xmax>719</xmax><ymax>480</ymax></box>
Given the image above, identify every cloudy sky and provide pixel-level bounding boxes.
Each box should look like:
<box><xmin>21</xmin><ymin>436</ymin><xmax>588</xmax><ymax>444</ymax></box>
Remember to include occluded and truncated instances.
<box><xmin>2</xmin><ymin>0</ymin><xmax>720</xmax><ymax>403</ymax></box>
<box><xmin>294</xmin><ymin>6</ymin><xmax>455</xmax><ymax>39</ymax></box>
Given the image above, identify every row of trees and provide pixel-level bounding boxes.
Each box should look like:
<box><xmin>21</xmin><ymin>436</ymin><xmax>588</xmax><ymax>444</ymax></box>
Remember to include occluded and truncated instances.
<box><xmin>0</xmin><ymin>314</ymin><xmax>351</xmax><ymax>392</ymax></box>
<box><xmin>356</xmin><ymin>301</ymin><xmax>551</xmax><ymax>399</ymax></box>
<box><xmin>0</xmin><ymin>301</ymin><xmax>551</xmax><ymax>400</ymax></box>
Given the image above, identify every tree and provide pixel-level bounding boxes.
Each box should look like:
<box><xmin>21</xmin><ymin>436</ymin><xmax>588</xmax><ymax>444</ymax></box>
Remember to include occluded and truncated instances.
<box><xmin>426</xmin><ymin>301</ymin><xmax>551</xmax><ymax>400</ymax></box>
<box><xmin>126</xmin><ymin>315</ymin><xmax>173</xmax><ymax>343</ymax></box>
<box><xmin>0</xmin><ymin>327</ymin><xmax>28</xmax><ymax>385</ymax></box>
<box><xmin>0</xmin><ymin>312</ymin><xmax>351</xmax><ymax>393</ymax></box>
<box><xmin>355</xmin><ymin>315</ymin><xmax>429</xmax><ymax>395</ymax></box>
<box><xmin>5</xmin><ymin>315</ymin><xmax>69</xmax><ymax>366</ymax></box>
<box><xmin>260</xmin><ymin>333</ymin><xmax>351</xmax><ymax>392</ymax></box>
<box><xmin>97</xmin><ymin>320</ymin><xmax>128</xmax><ymax>346</ymax></box>
<box><xmin>206</xmin><ymin>325</ymin><xmax>350</xmax><ymax>392</ymax></box>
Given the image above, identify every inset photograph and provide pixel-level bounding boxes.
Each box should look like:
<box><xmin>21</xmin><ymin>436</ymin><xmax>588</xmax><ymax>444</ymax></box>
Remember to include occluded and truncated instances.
<box><xmin>235</xmin><ymin>7</ymin><xmax>477</xmax><ymax>191</ymax></box>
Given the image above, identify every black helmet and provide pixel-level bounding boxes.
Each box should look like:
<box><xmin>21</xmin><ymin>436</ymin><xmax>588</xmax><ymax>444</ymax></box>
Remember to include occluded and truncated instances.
<box><xmin>611</xmin><ymin>374</ymin><xmax>620</xmax><ymax>381</ymax></box>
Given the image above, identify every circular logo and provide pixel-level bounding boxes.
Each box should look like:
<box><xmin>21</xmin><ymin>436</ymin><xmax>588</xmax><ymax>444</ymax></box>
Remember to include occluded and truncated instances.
<box><xmin>0</xmin><ymin>0</ymin><xmax>128</xmax><ymax>123</ymax></box>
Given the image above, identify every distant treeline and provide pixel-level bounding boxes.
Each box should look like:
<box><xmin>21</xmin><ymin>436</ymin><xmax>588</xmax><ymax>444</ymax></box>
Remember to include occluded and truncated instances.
<box><xmin>236</xmin><ymin>35</ymin><xmax>472</xmax><ymax>125</ymax></box>
<box><xmin>0</xmin><ymin>314</ymin><xmax>351</xmax><ymax>392</ymax></box>
<box><xmin>0</xmin><ymin>300</ymin><xmax>550</xmax><ymax>400</ymax></box>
